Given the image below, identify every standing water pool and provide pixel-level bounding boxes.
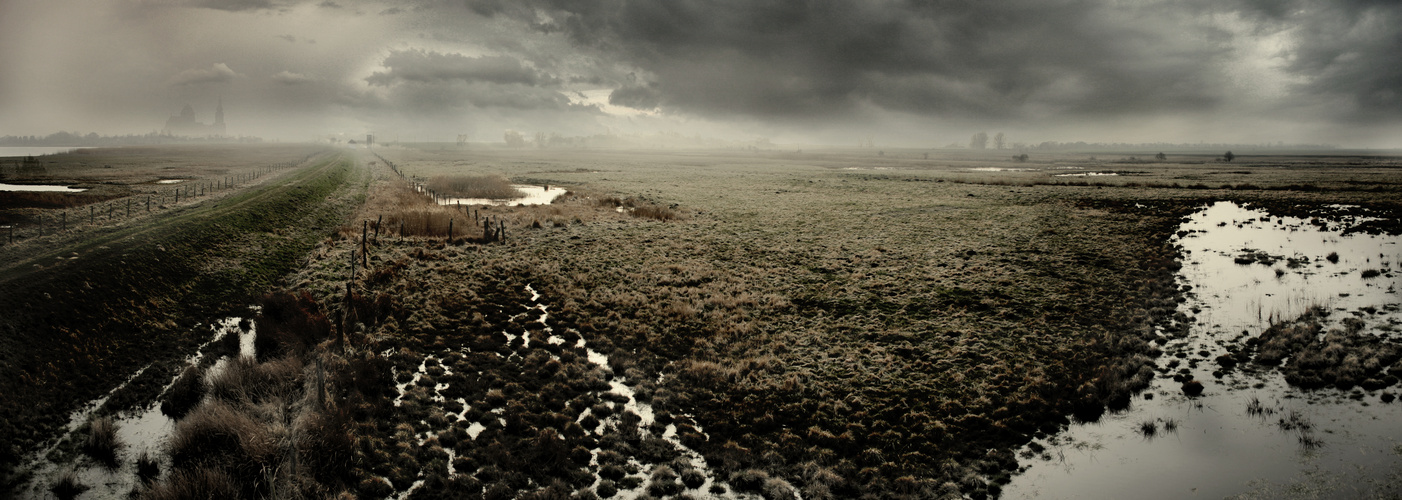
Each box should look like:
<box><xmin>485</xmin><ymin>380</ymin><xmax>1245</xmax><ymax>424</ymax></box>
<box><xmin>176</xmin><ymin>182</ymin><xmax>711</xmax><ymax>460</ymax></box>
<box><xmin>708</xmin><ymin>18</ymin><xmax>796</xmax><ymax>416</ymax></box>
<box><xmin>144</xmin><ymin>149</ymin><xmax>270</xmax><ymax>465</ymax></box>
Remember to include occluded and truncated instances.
<box><xmin>1005</xmin><ymin>201</ymin><xmax>1402</xmax><ymax>499</ymax></box>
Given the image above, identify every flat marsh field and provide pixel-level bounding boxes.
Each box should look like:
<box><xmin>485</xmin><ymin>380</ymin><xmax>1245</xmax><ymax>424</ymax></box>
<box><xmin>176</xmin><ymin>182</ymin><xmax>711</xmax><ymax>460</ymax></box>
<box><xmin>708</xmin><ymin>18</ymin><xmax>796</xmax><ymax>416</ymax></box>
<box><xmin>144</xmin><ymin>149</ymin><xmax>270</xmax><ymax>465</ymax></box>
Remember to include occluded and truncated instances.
<box><xmin>3</xmin><ymin>145</ymin><xmax>1401</xmax><ymax>499</ymax></box>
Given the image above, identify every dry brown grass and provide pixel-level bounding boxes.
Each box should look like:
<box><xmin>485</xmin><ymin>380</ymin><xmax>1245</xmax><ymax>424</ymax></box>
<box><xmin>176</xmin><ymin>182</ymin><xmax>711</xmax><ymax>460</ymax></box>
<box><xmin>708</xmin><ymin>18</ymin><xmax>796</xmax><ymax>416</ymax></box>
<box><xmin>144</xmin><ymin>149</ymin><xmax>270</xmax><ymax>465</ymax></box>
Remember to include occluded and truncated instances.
<box><xmin>426</xmin><ymin>175</ymin><xmax>523</xmax><ymax>199</ymax></box>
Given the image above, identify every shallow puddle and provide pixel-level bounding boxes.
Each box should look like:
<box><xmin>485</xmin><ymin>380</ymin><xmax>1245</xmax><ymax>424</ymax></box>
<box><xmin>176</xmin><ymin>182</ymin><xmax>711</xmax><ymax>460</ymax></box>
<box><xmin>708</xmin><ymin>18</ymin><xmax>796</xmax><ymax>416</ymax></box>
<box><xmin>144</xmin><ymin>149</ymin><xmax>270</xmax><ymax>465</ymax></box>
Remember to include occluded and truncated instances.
<box><xmin>0</xmin><ymin>182</ymin><xmax>88</xmax><ymax>192</ymax></box>
<box><xmin>1005</xmin><ymin>201</ymin><xmax>1402</xmax><ymax>499</ymax></box>
<box><xmin>1053</xmin><ymin>172</ymin><xmax>1118</xmax><ymax>177</ymax></box>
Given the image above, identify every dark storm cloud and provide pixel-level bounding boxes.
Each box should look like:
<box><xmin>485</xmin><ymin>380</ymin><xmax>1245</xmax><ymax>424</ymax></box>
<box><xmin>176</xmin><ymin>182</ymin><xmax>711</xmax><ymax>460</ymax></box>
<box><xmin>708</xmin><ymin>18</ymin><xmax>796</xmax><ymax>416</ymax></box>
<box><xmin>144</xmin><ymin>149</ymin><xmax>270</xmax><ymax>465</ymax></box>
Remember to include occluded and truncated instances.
<box><xmin>608</xmin><ymin>83</ymin><xmax>660</xmax><ymax>110</ymax></box>
<box><xmin>458</xmin><ymin>0</ymin><xmax>1396</xmax><ymax>127</ymax></box>
<box><xmin>359</xmin><ymin>49</ymin><xmax>598</xmax><ymax>116</ymax></box>
<box><xmin>1272</xmin><ymin>1</ymin><xmax>1402</xmax><ymax>121</ymax></box>
<box><xmin>366</xmin><ymin>50</ymin><xmax>551</xmax><ymax>87</ymax></box>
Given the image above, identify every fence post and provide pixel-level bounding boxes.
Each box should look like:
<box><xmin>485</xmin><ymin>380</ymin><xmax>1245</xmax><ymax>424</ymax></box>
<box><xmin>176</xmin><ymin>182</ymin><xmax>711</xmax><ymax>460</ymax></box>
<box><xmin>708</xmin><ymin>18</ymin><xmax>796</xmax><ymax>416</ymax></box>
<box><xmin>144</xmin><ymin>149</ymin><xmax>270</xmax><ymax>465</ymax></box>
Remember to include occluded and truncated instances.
<box><xmin>375</xmin><ymin>215</ymin><xmax>382</xmax><ymax>239</ymax></box>
<box><xmin>500</xmin><ymin>220</ymin><xmax>506</xmax><ymax>243</ymax></box>
<box><xmin>448</xmin><ymin>219</ymin><xmax>453</xmax><ymax>241</ymax></box>
<box><xmin>361</xmin><ymin>221</ymin><xmax>368</xmax><ymax>268</ymax></box>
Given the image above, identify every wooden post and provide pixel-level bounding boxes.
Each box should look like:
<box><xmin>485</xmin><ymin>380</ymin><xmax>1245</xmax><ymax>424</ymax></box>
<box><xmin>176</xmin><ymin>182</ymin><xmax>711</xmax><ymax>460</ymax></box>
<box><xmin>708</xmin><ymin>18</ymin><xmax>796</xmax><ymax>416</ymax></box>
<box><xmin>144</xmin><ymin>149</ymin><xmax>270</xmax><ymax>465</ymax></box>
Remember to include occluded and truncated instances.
<box><xmin>316</xmin><ymin>357</ymin><xmax>326</xmax><ymax>409</ymax></box>
<box><xmin>126</xmin><ymin>198</ymin><xmax>131</xmax><ymax>216</ymax></box>
<box><xmin>147</xmin><ymin>196</ymin><xmax>151</xmax><ymax>211</ymax></box>
<box><xmin>361</xmin><ymin>220</ymin><xmax>368</xmax><ymax>268</ymax></box>
<box><xmin>375</xmin><ymin>215</ymin><xmax>382</xmax><ymax>239</ymax></box>
<box><xmin>108</xmin><ymin>205</ymin><xmax>112</xmax><ymax>220</ymax></box>
<box><xmin>499</xmin><ymin>220</ymin><xmax>506</xmax><ymax>242</ymax></box>
<box><xmin>448</xmin><ymin>219</ymin><xmax>453</xmax><ymax>241</ymax></box>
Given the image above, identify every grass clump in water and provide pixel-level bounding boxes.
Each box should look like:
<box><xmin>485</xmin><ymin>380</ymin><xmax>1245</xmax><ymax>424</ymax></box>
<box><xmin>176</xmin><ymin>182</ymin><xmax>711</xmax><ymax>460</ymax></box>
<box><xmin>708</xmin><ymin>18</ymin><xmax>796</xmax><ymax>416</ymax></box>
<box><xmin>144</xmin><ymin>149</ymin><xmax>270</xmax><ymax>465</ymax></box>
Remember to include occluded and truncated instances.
<box><xmin>49</xmin><ymin>468</ymin><xmax>87</xmax><ymax>500</ymax></box>
<box><xmin>81</xmin><ymin>415</ymin><xmax>123</xmax><ymax>469</ymax></box>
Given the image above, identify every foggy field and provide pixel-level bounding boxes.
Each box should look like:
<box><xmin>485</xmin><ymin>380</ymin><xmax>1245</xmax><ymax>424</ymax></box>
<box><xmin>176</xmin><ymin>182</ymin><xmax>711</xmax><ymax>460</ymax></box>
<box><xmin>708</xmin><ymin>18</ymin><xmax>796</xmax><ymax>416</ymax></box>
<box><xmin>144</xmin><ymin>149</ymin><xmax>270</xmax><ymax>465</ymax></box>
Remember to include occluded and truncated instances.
<box><xmin>4</xmin><ymin>145</ymin><xmax>1402</xmax><ymax>499</ymax></box>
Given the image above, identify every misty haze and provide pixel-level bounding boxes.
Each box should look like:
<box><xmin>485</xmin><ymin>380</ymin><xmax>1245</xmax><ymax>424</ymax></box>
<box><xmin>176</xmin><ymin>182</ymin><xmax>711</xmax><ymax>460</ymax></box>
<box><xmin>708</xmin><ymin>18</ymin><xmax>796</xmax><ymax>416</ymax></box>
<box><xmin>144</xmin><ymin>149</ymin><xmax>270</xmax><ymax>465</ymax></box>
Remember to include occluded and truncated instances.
<box><xmin>2</xmin><ymin>1</ymin><xmax>1402</xmax><ymax>499</ymax></box>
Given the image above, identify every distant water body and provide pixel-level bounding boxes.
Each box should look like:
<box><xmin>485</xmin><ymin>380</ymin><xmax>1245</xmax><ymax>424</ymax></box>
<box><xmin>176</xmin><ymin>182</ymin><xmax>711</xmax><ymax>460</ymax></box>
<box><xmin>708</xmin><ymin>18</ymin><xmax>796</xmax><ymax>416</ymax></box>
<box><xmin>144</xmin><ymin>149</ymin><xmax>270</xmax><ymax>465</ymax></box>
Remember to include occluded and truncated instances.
<box><xmin>0</xmin><ymin>146</ymin><xmax>91</xmax><ymax>157</ymax></box>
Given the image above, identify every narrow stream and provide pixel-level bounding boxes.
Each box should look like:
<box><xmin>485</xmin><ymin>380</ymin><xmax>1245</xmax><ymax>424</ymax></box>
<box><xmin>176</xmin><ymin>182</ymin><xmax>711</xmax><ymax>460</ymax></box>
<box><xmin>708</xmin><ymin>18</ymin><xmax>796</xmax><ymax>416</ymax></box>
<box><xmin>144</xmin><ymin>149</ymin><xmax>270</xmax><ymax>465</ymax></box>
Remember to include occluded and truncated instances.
<box><xmin>1005</xmin><ymin>201</ymin><xmax>1402</xmax><ymax>499</ymax></box>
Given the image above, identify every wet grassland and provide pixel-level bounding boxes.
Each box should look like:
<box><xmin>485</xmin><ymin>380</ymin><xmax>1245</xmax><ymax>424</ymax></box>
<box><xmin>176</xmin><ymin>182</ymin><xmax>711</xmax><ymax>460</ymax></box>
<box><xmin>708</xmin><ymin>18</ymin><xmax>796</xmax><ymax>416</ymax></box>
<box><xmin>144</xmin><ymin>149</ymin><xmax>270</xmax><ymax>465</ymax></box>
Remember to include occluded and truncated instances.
<box><xmin>10</xmin><ymin>146</ymin><xmax>1401</xmax><ymax>499</ymax></box>
<box><xmin>0</xmin><ymin>145</ymin><xmax>366</xmax><ymax>490</ymax></box>
<box><xmin>274</xmin><ymin>147</ymin><xmax>1329</xmax><ymax>499</ymax></box>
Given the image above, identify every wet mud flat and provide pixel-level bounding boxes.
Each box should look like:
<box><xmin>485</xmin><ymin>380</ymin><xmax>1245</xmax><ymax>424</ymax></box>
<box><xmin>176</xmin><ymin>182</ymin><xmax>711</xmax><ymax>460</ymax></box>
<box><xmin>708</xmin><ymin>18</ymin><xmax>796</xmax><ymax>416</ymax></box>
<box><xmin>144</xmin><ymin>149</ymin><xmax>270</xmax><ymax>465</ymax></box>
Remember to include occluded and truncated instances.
<box><xmin>1006</xmin><ymin>199</ymin><xmax>1402</xmax><ymax>499</ymax></box>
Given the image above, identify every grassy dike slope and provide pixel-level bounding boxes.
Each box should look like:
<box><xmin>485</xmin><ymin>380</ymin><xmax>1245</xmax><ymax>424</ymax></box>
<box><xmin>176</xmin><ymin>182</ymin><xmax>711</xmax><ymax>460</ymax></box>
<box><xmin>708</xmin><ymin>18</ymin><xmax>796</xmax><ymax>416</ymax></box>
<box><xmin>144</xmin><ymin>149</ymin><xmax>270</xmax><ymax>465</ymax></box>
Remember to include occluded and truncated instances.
<box><xmin>0</xmin><ymin>149</ymin><xmax>365</xmax><ymax>480</ymax></box>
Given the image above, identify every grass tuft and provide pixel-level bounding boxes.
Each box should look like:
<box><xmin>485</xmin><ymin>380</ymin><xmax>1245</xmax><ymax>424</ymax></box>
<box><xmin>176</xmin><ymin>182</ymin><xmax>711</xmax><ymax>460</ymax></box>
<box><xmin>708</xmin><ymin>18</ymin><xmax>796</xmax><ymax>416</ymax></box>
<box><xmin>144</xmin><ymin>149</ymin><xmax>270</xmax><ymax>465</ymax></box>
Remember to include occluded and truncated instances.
<box><xmin>49</xmin><ymin>468</ymin><xmax>87</xmax><ymax>500</ymax></box>
<box><xmin>81</xmin><ymin>415</ymin><xmax>123</xmax><ymax>469</ymax></box>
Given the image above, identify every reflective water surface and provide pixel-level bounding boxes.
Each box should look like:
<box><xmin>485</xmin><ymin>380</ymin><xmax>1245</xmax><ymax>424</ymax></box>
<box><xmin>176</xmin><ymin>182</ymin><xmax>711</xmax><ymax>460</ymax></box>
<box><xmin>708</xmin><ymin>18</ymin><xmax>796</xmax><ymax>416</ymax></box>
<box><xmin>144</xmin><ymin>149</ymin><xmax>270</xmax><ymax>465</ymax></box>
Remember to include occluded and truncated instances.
<box><xmin>1005</xmin><ymin>201</ymin><xmax>1402</xmax><ymax>499</ymax></box>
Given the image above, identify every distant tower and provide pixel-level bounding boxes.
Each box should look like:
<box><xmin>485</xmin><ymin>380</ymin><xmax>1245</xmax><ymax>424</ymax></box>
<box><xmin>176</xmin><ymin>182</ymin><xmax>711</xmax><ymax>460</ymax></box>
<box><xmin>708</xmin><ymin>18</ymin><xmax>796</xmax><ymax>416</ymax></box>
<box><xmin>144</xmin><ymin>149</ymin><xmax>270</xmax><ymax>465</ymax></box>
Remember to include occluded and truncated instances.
<box><xmin>213</xmin><ymin>98</ymin><xmax>226</xmax><ymax>136</ymax></box>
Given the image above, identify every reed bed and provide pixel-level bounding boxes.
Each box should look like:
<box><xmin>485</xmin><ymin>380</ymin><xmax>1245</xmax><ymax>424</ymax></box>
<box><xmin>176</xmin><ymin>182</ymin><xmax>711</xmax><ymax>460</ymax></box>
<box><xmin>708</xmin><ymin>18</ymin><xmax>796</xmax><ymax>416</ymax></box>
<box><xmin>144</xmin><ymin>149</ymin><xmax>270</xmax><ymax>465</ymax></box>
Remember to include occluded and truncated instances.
<box><xmin>426</xmin><ymin>175</ymin><xmax>523</xmax><ymax>199</ymax></box>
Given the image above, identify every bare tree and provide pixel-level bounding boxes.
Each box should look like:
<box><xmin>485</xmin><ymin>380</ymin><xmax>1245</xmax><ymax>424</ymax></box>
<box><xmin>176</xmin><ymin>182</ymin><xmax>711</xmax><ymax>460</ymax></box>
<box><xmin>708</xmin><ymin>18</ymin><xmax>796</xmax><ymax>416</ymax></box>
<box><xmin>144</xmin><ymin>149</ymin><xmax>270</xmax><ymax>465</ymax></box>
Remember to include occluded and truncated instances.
<box><xmin>994</xmin><ymin>132</ymin><xmax>1005</xmax><ymax>150</ymax></box>
<box><xmin>1155</xmin><ymin>152</ymin><xmax>1166</xmax><ymax>160</ymax></box>
<box><xmin>1224</xmin><ymin>151</ymin><xmax>1235</xmax><ymax>162</ymax></box>
<box><xmin>534</xmin><ymin>131</ymin><xmax>547</xmax><ymax>149</ymax></box>
<box><xmin>970</xmin><ymin>132</ymin><xmax>988</xmax><ymax>150</ymax></box>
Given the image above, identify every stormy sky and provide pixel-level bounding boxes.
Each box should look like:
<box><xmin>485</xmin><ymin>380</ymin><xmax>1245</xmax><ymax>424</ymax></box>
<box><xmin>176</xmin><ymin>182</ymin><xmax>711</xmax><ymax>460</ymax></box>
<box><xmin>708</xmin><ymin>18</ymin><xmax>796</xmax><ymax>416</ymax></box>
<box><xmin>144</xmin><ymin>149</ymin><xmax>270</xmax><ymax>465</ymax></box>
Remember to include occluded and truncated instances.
<box><xmin>1</xmin><ymin>0</ymin><xmax>1400</xmax><ymax>147</ymax></box>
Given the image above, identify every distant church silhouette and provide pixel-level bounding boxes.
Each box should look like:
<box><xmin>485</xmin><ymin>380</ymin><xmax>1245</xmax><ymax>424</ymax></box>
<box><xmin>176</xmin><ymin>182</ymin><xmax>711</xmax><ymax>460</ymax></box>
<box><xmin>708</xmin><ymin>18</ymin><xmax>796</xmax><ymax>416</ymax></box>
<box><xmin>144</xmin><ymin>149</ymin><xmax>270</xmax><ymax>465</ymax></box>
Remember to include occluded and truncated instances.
<box><xmin>163</xmin><ymin>99</ymin><xmax>226</xmax><ymax>137</ymax></box>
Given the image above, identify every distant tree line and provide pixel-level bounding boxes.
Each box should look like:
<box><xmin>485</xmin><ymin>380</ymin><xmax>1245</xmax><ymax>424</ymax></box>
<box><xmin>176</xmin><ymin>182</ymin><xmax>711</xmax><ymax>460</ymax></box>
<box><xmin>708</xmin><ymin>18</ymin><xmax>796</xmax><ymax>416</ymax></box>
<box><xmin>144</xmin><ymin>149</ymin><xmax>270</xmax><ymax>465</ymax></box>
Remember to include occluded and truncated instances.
<box><xmin>955</xmin><ymin>135</ymin><xmax>1336</xmax><ymax>152</ymax></box>
<box><xmin>0</xmin><ymin>131</ymin><xmax>264</xmax><ymax>147</ymax></box>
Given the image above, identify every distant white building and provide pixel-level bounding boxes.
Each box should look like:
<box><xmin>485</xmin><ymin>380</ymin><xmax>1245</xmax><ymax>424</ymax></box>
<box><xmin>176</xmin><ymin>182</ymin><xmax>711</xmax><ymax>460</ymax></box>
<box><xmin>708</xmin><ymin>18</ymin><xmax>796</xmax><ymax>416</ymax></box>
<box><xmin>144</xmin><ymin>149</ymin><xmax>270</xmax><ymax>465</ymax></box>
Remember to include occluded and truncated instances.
<box><xmin>163</xmin><ymin>100</ymin><xmax>226</xmax><ymax>137</ymax></box>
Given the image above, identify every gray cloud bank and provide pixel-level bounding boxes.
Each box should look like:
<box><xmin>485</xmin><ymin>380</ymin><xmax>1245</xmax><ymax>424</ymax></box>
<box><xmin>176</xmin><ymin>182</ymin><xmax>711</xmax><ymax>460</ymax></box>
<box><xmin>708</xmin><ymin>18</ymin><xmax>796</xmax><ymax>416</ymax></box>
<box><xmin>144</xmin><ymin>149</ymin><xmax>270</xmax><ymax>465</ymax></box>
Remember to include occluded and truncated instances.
<box><xmin>1</xmin><ymin>0</ymin><xmax>1399</xmax><ymax>146</ymax></box>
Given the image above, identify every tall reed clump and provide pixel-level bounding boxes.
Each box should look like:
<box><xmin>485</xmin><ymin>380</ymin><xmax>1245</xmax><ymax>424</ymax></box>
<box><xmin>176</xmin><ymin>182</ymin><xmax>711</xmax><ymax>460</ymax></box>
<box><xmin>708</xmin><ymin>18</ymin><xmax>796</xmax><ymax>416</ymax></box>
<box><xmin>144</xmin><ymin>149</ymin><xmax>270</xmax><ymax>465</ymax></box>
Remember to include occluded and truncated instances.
<box><xmin>254</xmin><ymin>291</ymin><xmax>332</xmax><ymax>361</ymax></box>
<box><xmin>427</xmin><ymin>175</ymin><xmax>523</xmax><ymax>200</ymax></box>
<box><xmin>81</xmin><ymin>415</ymin><xmax>123</xmax><ymax>469</ymax></box>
